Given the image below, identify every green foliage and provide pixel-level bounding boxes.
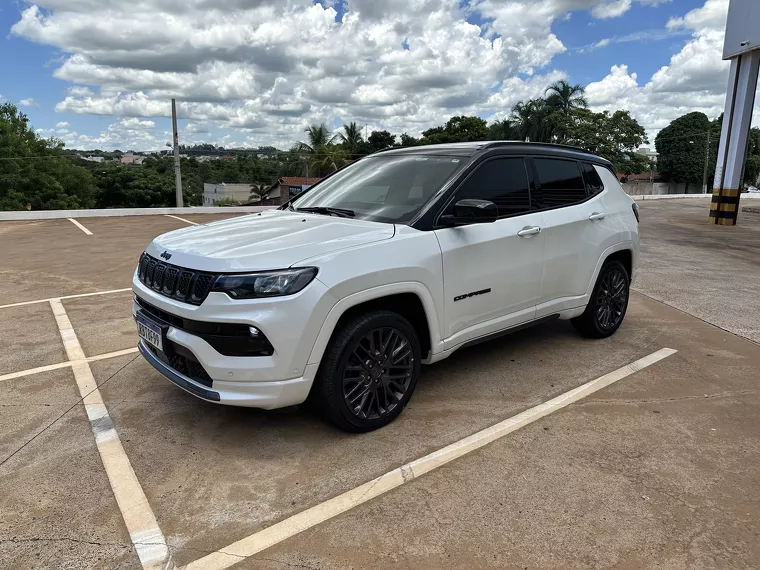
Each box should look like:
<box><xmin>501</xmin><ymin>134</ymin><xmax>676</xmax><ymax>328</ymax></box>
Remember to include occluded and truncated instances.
<box><xmin>213</xmin><ymin>197</ymin><xmax>240</xmax><ymax>207</ymax></box>
<box><xmin>338</xmin><ymin>122</ymin><xmax>364</xmax><ymax>154</ymax></box>
<box><xmin>564</xmin><ymin>109</ymin><xmax>648</xmax><ymax>170</ymax></box>
<box><xmin>544</xmin><ymin>80</ymin><xmax>588</xmax><ymax>114</ymax></box>
<box><xmin>367</xmin><ymin>130</ymin><xmax>396</xmax><ymax>152</ymax></box>
<box><xmin>487</xmin><ymin>119</ymin><xmax>518</xmax><ymax>141</ymax></box>
<box><xmin>421</xmin><ymin>115</ymin><xmax>488</xmax><ymax>144</ymax></box>
<box><xmin>655</xmin><ymin>112</ymin><xmax>711</xmax><ymax>185</ymax></box>
<box><xmin>1</xmin><ymin>103</ymin><xmax>98</xmax><ymax>210</ymax></box>
<box><xmin>399</xmin><ymin>133</ymin><xmax>420</xmax><ymax>147</ymax></box>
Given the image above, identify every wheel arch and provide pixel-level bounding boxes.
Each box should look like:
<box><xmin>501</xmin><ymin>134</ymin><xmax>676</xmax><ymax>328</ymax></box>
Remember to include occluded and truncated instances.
<box><xmin>307</xmin><ymin>283</ymin><xmax>442</xmax><ymax>366</ymax></box>
<box><xmin>584</xmin><ymin>242</ymin><xmax>636</xmax><ymax>298</ymax></box>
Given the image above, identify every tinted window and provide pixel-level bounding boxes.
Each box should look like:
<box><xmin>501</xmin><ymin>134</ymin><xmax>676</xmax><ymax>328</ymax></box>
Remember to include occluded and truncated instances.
<box><xmin>450</xmin><ymin>158</ymin><xmax>530</xmax><ymax>217</ymax></box>
<box><xmin>580</xmin><ymin>162</ymin><xmax>604</xmax><ymax>195</ymax></box>
<box><xmin>534</xmin><ymin>158</ymin><xmax>586</xmax><ymax>208</ymax></box>
<box><xmin>292</xmin><ymin>155</ymin><xmax>462</xmax><ymax>224</ymax></box>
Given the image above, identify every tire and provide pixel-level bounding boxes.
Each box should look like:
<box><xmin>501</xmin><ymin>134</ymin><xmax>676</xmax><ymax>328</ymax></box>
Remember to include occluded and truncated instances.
<box><xmin>315</xmin><ymin>310</ymin><xmax>421</xmax><ymax>432</ymax></box>
<box><xmin>572</xmin><ymin>260</ymin><xmax>630</xmax><ymax>339</ymax></box>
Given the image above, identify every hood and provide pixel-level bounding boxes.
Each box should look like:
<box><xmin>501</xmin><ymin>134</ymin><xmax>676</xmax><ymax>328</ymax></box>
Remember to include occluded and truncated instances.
<box><xmin>147</xmin><ymin>210</ymin><xmax>395</xmax><ymax>272</ymax></box>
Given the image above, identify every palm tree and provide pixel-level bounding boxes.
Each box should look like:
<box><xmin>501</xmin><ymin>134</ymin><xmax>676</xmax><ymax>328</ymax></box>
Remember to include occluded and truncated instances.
<box><xmin>544</xmin><ymin>80</ymin><xmax>588</xmax><ymax>114</ymax></box>
<box><xmin>298</xmin><ymin>123</ymin><xmax>337</xmax><ymax>154</ymax></box>
<box><xmin>338</xmin><ymin>122</ymin><xmax>363</xmax><ymax>154</ymax></box>
<box><xmin>511</xmin><ymin>99</ymin><xmax>554</xmax><ymax>143</ymax></box>
<box><xmin>248</xmin><ymin>182</ymin><xmax>269</xmax><ymax>202</ymax></box>
<box><xmin>310</xmin><ymin>145</ymin><xmax>348</xmax><ymax>175</ymax></box>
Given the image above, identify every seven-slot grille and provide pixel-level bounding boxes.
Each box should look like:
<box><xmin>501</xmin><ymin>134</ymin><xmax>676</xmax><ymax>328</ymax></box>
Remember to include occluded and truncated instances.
<box><xmin>138</xmin><ymin>252</ymin><xmax>217</xmax><ymax>305</ymax></box>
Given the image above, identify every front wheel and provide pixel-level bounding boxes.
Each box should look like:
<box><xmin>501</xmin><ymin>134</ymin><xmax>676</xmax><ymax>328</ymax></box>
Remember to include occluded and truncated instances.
<box><xmin>315</xmin><ymin>310</ymin><xmax>421</xmax><ymax>432</ymax></box>
<box><xmin>572</xmin><ymin>260</ymin><xmax>630</xmax><ymax>339</ymax></box>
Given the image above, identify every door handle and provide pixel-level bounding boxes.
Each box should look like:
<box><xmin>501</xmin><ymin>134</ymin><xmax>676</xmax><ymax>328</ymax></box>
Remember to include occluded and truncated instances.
<box><xmin>588</xmin><ymin>212</ymin><xmax>606</xmax><ymax>221</ymax></box>
<box><xmin>517</xmin><ymin>226</ymin><xmax>541</xmax><ymax>237</ymax></box>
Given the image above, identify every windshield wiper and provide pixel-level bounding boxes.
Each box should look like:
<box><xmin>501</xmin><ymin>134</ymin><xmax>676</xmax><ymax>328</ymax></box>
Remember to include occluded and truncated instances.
<box><xmin>295</xmin><ymin>206</ymin><xmax>355</xmax><ymax>218</ymax></box>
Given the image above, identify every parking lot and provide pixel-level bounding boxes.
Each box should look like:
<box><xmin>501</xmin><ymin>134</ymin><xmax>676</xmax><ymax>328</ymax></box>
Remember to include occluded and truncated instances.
<box><xmin>2</xmin><ymin>202</ymin><xmax>759</xmax><ymax>570</ymax></box>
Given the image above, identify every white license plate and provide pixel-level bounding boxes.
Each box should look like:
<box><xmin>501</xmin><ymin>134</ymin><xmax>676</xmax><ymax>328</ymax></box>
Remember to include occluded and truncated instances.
<box><xmin>136</xmin><ymin>314</ymin><xmax>163</xmax><ymax>352</ymax></box>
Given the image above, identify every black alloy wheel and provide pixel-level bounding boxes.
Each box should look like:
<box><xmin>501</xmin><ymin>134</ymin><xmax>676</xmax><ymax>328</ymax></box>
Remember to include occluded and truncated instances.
<box><xmin>316</xmin><ymin>310</ymin><xmax>421</xmax><ymax>432</ymax></box>
<box><xmin>595</xmin><ymin>268</ymin><xmax>628</xmax><ymax>331</ymax></box>
<box><xmin>342</xmin><ymin>327</ymin><xmax>414</xmax><ymax>420</ymax></box>
<box><xmin>572</xmin><ymin>260</ymin><xmax>630</xmax><ymax>339</ymax></box>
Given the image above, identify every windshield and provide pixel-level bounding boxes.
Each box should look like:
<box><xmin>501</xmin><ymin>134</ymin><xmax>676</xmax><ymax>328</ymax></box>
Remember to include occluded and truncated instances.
<box><xmin>290</xmin><ymin>155</ymin><xmax>464</xmax><ymax>224</ymax></box>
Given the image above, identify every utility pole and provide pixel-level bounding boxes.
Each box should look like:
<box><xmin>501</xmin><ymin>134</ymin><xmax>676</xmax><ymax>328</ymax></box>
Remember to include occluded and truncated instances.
<box><xmin>702</xmin><ymin>129</ymin><xmax>711</xmax><ymax>194</ymax></box>
<box><xmin>171</xmin><ymin>98</ymin><xmax>183</xmax><ymax>207</ymax></box>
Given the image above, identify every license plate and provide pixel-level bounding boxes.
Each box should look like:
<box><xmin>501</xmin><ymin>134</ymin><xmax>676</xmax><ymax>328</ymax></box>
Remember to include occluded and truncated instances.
<box><xmin>136</xmin><ymin>313</ymin><xmax>164</xmax><ymax>352</ymax></box>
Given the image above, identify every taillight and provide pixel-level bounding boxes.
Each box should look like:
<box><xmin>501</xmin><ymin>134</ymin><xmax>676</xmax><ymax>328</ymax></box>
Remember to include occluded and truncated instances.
<box><xmin>632</xmin><ymin>203</ymin><xmax>640</xmax><ymax>223</ymax></box>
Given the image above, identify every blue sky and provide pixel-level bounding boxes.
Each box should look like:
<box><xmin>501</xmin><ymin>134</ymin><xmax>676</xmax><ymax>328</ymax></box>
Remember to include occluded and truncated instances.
<box><xmin>0</xmin><ymin>0</ymin><xmax>733</xmax><ymax>150</ymax></box>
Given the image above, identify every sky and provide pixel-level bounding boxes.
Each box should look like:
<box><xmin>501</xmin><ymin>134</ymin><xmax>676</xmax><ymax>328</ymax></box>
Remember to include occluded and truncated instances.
<box><xmin>0</xmin><ymin>0</ymin><xmax>750</xmax><ymax>151</ymax></box>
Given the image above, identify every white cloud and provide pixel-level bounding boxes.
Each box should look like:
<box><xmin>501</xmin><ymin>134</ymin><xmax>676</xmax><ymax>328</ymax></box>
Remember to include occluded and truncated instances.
<box><xmin>9</xmin><ymin>0</ymin><xmax>739</xmax><ymax>149</ymax></box>
<box><xmin>584</xmin><ymin>0</ymin><xmax>757</xmax><ymax>140</ymax></box>
<box><xmin>56</xmin><ymin>121</ymin><xmax>69</xmax><ymax>128</ymax></box>
<box><xmin>592</xmin><ymin>0</ymin><xmax>632</xmax><ymax>19</ymax></box>
<box><xmin>19</xmin><ymin>98</ymin><xmax>38</xmax><ymax>107</ymax></box>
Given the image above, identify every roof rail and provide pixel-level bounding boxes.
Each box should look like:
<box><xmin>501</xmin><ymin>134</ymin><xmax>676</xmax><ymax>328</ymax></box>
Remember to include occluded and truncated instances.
<box><xmin>481</xmin><ymin>141</ymin><xmax>593</xmax><ymax>154</ymax></box>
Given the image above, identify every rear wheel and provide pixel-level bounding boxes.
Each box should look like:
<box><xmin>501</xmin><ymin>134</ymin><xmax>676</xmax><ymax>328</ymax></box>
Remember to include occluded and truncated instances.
<box><xmin>572</xmin><ymin>260</ymin><xmax>630</xmax><ymax>339</ymax></box>
<box><xmin>316</xmin><ymin>310</ymin><xmax>421</xmax><ymax>432</ymax></box>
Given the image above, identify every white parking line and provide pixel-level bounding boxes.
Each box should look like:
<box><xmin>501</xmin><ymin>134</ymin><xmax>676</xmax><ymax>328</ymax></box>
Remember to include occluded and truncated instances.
<box><xmin>182</xmin><ymin>347</ymin><xmax>677</xmax><ymax>570</ymax></box>
<box><xmin>68</xmin><ymin>218</ymin><xmax>93</xmax><ymax>235</ymax></box>
<box><xmin>0</xmin><ymin>347</ymin><xmax>139</xmax><ymax>384</ymax></box>
<box><xmin>0</xmin><ymin>288</ymin><xmax>132</xmax><ymax>310</ymax></box>
<box><xmin>49</xmin><ymin>299</ymin><xmax>173</xmax><ymax>570</ymax></box>
<box><xmin>165</xmin><ymin>214</ymin><xmax>198</xmax><ymax>225</ymax></box>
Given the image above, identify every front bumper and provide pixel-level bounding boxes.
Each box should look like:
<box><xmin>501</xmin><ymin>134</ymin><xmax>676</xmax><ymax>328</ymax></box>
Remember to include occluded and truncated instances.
<box><xmin>138</xmin><ymin>340</ymin><xmax>317</xmax><ymax>409</ymax></box>
<box><xmin>132</xmin><ymin>269</ymin><xmax>337</xmax><ymax>409</ymax></box>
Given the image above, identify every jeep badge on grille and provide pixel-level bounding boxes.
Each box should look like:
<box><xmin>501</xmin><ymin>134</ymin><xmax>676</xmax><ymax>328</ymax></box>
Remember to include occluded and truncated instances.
<box><xmin>160</xmin><ymin>251</ymin><xmax>172</xmax><ymax>261</ymax></box>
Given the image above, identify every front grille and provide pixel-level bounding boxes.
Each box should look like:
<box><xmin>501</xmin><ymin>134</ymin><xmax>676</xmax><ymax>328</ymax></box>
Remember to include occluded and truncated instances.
<box><xmin>137</xmin><ymin>252</ymin><xmax>217</xmax><ymax>306</ymax></box>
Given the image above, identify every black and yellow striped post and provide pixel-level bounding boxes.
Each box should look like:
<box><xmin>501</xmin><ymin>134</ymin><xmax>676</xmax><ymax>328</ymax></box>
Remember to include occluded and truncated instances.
<box><xmin>708</xmin><ymin>49</ymin><xmax>760</xmax><ymax>226</ymax></box>
<box><xmin>709</xmin><ymin>187</ymin><xmax>741</xmax><ymax>225</ymax></box>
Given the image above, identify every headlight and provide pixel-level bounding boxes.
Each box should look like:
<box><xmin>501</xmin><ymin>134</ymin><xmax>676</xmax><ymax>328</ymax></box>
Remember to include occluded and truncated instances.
<box><xmin>211</xmin><ymin>267</ymin><xmax>318</xmax><ymax>299</ymax></box>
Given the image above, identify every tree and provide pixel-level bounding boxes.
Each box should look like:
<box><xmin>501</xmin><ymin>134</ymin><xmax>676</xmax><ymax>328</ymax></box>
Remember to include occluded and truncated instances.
<box><xmin>443</xmin><ymin>116</ymin><xmax>488</xmax><ymax>142</ymax></box>
<box><xmin>399</xmin><ymin>133</ymin><xmax>420</xmax><ymax>147</ymax></box>
<box><xmin>249</xmin><ymin>182</ymin><xmax>269</xmax><ymax>201</ymax></box>
<box><xmin>420</xmin><ymin>115</ymin><xmax>488</xmax><ymax>144</ymax></box>
<box><xmin>564</xmin><ymin>109</ymin><xmax>648</xmax><ymax>171</ymax></box>
<box><xmin>367</xmin><ymin>130</ymin><xmax>396</xmax><ymax>152</ymax></box>
<box><xmin>487</xmin><ymin>118</ymin><xmax>517</xmax><ymax>140</ymax></box>
<box><xmin>656</xmin><ymin>112</ymin><xmax>712</xmax><ymax>187</ymax></box>
<box><xmin>310</xmin><ymin>145</ymin><xmax>348</xmax><ymax>175</ymax></box>
<box><xmin>511</xmin><ymin>99</ymin><xmax>555</xmax><ymax>142</ymax></box>
<box><xmin>544</xmin><ymin>80</ymin><xmax>588</xmax><ymax>115</ymax></box>
<box><xmin>298</xmin><ymin>123</ymin><xmax>337</xmax><ymax>154</ymax></box>
<box><xmin>0</xmin><ymin>103</ymin><xmax>97</xmax><ymax>210</ymax></box>
<box><xmin>338</xmin><ymin>122</ymin><xmax>363</xmax><ymax>155</ymax></box>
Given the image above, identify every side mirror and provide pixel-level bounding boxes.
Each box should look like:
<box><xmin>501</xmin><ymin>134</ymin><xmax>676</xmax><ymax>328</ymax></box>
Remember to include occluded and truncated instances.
<box><xmin>440</xmin><ymin>199</ymin><xmax>498</xmax><ymax>226</ymax></box>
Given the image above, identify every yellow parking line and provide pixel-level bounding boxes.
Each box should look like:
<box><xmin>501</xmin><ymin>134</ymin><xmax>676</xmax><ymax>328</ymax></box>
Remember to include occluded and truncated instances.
<box><xmin>165</xmin><ymin>214</ymin><xmax>198</xmax><ymax>225</ymax></box>
<box><xmin>68</xmin><ymin>218</ymin><xmax>94</xmax><ymax>235</ymax></box>
<box><xmin>182</xmin><ymin>348</ymin><xmax>678</xmax><ymax>570</ymax></box>
<box><xmin>49</xmin><ymin>299</ymin><xmax>173</xmax><ymax>570</ymax></box>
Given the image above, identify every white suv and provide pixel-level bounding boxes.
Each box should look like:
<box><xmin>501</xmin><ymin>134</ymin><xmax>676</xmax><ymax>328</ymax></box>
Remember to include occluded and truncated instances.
<box><xmin>133</xmin><ymin>142</ymin><xmax>639</xmax><ymax>431</ymax></box>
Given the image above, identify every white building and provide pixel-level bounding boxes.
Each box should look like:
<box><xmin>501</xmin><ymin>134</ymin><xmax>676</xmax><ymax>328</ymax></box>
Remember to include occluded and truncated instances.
<box><xmin>203</xmin><ymin>183</ymin><xmax>256</xmax><ymax>206</ymax></box>
<box><xmin>120</xmin><ymin>153</ymin><xmax>145</xmax><ymax>165</ymax></box>
<box><xmin>636</xmin><ymin>147</ymin><xmax>659</xmax><ymax>163</ymax></box>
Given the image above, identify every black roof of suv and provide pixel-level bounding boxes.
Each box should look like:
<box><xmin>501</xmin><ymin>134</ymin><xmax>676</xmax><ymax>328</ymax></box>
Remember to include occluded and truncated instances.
<box><xmin>376</xmin><ymin>140</ymin><xmax>612</xmax><ymax>166</ymax></box>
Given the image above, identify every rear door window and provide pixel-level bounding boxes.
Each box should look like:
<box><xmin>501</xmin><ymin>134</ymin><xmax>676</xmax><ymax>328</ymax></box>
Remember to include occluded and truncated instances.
<box><xmin>580</xmin><ymin>162</ymin><xmax>604</xmax><ymax>196</ymax></box>
<box><xmin>533</xmin><ymin>158</ymin><xmax>587</xmax><ymax>209</ymax></box>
